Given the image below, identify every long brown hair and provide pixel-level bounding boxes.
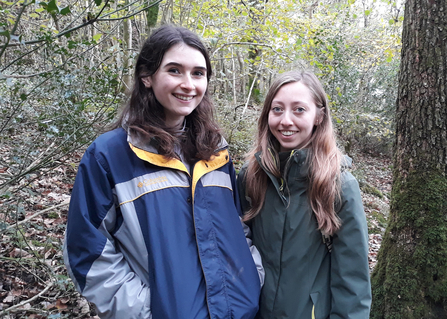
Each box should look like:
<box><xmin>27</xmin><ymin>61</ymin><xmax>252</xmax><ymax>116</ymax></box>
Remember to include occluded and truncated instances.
<box><xmin>243</xmin><ymin>71</ymin><xmax>342</xmax><ymax>235</ymax></box>
<box><xmin>111</xmin><ymin>25</ymin><xmax>221</xmax><ymax>161</ymax></box>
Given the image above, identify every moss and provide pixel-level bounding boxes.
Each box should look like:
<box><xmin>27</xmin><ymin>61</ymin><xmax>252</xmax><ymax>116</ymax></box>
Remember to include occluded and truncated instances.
<box><xmin>371</xmin><ymin>171</ymin><xmax>447</xmax><ymax>318</ymax></box>
<box><xmin>46</xmin><ymin>212</ymin><xmax>59</xmax><ymax>219</ymax></box>
<box><xmin>368</xmin><ymin>209</ymin><xmax>388</xmax><ymax>234</ymax></box>
<box><xmin>361</xmin><ymin>183</ymin><xmax>384</xmax><ymax>198</ymax></box>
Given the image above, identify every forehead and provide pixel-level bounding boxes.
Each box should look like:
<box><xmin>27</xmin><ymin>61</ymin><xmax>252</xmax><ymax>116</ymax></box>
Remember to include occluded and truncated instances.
<box><xmin>161</xmin><ymin>43</ymin><xmax>207</xmax><ymax>67</ymax></box>
<box><xmin>272</xmin><ymin>81</ymin><xmax>315</xmax><ymax>105</ymax></box>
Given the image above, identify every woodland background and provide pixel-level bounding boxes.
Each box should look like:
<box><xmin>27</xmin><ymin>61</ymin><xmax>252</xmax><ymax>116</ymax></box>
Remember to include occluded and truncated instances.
<box><xmin>1</xmin><ymin>0</ymin><xmax>402</xmax><ymax>317</ymax></box>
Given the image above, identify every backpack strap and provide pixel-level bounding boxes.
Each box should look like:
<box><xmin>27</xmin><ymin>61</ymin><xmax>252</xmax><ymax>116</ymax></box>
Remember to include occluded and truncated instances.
<box><xmin>322</xmin><ymin>232</ymin><xmax>333</xmax><ymax>253</ymax></box>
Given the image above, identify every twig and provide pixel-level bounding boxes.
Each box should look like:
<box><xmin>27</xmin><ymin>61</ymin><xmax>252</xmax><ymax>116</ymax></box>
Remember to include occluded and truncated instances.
<box><xmin>0</xmin><ymin>280</ymin><xmax>54</xmax><ymax>314</ymax></box>
<box><xmin>3</xmin><ymin>201</ymin><xmax>70</xmax><ymax>232</ymax></box>
<box><xmin>2</xmin><ymin>71</ymin><xmax>49</xmax><ymax>78</ymax></box>
<box><xmin>211</xmin><ymin>42</ymin><xmax>291</xmax><ymax>60</ymax></box>
<box><xmin>2</xmin><ymin>0</ymin><xmax>162</xmax><ymax>47</ymax></box>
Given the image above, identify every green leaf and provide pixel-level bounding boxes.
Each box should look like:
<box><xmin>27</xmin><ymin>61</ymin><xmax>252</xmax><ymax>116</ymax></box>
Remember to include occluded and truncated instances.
<box><xmin>94</xmin><ymin>0</ymin><xmax>102</xmax><ymax>6</ymax></box>
<box><xmin>68</xmin><ymin>40</ymin><xmax>77</xmax><ymax>49</ymax></box>
<box><xmin>386</xmin><ymin>56</ymin><xmax>393</xmax><ymax>62</ymax></box>
<box><xmin>389</xmin><ymin>19</ymin><xmax>395</xmax><ymax>25</ymax></box>
<box><xmin>0</xmin><ymin>26</ymin><xmax>9</xmax><ymax>39</ymax></box>
<box><xmin>60</xmin><ymin>6</ymin><xmax>71</xmax><ymax>15</ymax></box>
<box><xmin>364</xmin><ymin>9</ymin><xmax>371</xmax><ymax>16</ymax></box>
<box><xmin>92</xmin><ymin>33</ymin><xmax>102</xmax><ymax>41</ymax></box>
<box><xmin>20</xmin><ymin>93</ymin><xmax>27</xmax><ymax>101</ymax></box>
<box><xmin>46</xmin><ymin>0</ymin><xmax>58</xmax><ymax>13</ymax></box>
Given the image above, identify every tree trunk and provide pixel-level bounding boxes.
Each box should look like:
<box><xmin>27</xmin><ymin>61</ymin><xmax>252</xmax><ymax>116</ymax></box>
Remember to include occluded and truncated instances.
<box><xmin>370</xmin><ymin>0</ymin><xmax>447</xmax><ymax>318</ymax></box>
<box><xmin>122</xmin><ymin>15</ymin><xmax>133</xmax><ymax>94</ymax></box>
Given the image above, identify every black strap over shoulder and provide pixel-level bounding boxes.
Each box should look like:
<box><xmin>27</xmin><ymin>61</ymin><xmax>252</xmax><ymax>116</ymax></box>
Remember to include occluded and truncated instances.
<box><xmin>322</xmin><ymin>233</ymin><xmax>333</xmax><ymax>253</ymax></box>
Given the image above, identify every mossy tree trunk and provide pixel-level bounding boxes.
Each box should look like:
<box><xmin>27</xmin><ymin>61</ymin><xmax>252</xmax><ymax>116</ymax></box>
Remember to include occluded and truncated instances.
<box><xmin>370</xmin><ymin>0</ymin><xmax>447</xmax><ymax>318</ymax></box>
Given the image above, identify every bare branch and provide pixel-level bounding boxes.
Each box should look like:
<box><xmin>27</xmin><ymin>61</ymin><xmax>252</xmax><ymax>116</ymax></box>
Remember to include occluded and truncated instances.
<box><xmin>3</xmin><ymin>201</ymin><xmax>70</xmax><ymax>232</ymax></box>
<box><xmin>2</xmin><ymin>71</ymin><xmax>49</xmax><ymax>78</ymax></box>
<box><xmin>211</xmin><ymin>42</ymin><xmax>291</xmax><ymax>60</ymax></box>
<box><xmin>3</xmin><ymin>0</ymin><xmax>163</xmax><ymax>48</ymax></box>
<box><xmin>0</xmin><ymin>280</ymin><xmax>55</xmax><ymax>314</ymax></box>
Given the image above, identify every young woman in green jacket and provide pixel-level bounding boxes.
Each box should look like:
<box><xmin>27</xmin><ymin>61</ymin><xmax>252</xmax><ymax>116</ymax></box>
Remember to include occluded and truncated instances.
<box><xmin>238</xmin><ymin>70</ymin><xmax>371</xmax><ymax>319</ymax></box>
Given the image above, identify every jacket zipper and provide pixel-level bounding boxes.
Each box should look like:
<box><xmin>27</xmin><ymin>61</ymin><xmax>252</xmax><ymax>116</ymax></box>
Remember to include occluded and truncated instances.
<box><xmin>190</xmin><ymin>152</ymin><xmax>230</xmax><ymax>319</ymax></box>
<box><xmin>191</xmin><ymin>195</ymin><xmax>213</xmax><ymax>318</ymax></box>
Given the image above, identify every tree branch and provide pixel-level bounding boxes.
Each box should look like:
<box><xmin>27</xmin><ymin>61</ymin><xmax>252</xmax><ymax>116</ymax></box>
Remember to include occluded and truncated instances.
<box><xmin>0</xmin><ymin>0</ymin><xmax>33</xmax><ymax>58</ymax></box>
<box><xmin>211</xmin><ymin>42</ymin><xmax>291</xmax><ymax>60</ymax></box>
<box><xmin>3</xmin><ymin>201</ymin><xmax>70</xmax><ymax>232</ymax></box>
<box><xmin>0</xmin><ymin>280</ymin><xmax>55</xmax><ymax>314</ymax></box>
<box><xmin>2</xmin><ymin>0</ymin><xmax>163</xmax><ymax>48</ymax></box>
<box><xmin>2</xmin><ymin>71</ymin><xmax>49</xmax><ymax>78</ymax></box>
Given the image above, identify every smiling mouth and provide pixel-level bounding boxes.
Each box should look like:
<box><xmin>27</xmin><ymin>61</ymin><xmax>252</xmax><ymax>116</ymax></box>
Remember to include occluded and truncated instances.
<box><xmin>173</xmin><ymin>94</ymin><xmax>194</xmax><ymax>101</ymax></box>
<box><xmin>281</xmin><ymin>131</ymin><xmax>297</xmax><ymax>136</ymax></box>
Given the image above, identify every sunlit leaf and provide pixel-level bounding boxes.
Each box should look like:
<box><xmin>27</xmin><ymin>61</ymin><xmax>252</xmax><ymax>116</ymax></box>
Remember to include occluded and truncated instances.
<box><xmin>92</xmin><ymin>33</ymin><xmax>102</xmax><ymax>41</ymax></box>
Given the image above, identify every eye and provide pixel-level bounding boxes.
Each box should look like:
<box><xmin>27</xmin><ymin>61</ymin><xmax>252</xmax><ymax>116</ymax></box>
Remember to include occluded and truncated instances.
<box><xmin>168</xmin><ymin>68</ymin><xmax>180</xmax><ymax>74</ymax></box>
<box><xmin>294</xmin><ymin>106</ymin><xmax>306</xmax><ymax>113</ymax></box>
<box><xmin>271</xmin><ymin>106</ymin><xmax>282</xmax><ymax>113</ymax></box>
<box><xmin>193</xmin><ymin>70</ymin><xmax>205</xmax><ymax>77</ymax></box>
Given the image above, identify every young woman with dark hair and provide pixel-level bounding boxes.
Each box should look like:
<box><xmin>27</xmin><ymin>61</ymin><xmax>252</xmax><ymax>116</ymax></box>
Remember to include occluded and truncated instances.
<box><xmin>64</xmin><ymin>25</ymin><xmax>263</xmax><ymax>319</ymax></box>
<box><xmin>238</xmin><ymin>70</ymin><xmax>371</xmax><ymax>319</ymax></box>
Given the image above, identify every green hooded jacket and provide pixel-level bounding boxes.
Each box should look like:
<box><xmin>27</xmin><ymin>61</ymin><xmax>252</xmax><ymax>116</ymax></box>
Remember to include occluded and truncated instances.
<box><xmin>238</xmin><ymin>149</ymin><xmax>371</xmax><ymax>319</ymax></box>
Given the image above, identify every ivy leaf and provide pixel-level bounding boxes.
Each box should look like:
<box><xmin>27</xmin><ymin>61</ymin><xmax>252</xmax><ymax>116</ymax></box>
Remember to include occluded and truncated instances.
<box><xmin>94</xmin><ymin>0</ymin><xmax>102</xmax><ymax>6</ymax></box>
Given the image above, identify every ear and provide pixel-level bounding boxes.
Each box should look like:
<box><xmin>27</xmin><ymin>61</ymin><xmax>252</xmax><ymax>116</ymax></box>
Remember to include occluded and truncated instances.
<box><xmin>141</xmin><ymin>76</ymin><xmax>152</xmax><ymax>88</ymax></box>
<box><xmin>315</xmin><ymin>107</ymin><xmax>325</xmax><ymax>125</ymax></box>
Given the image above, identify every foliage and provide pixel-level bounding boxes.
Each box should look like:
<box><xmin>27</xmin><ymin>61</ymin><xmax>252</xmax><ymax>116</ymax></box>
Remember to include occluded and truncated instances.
<box><xmin>0</xmin><ymin>0</ymin><xmax>404</xmax><ymax>316</ymax></box>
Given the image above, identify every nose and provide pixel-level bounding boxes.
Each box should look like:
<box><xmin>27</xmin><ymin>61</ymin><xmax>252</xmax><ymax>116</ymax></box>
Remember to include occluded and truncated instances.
<box><xmin>280</xmin><ymin>111</ymin><xmax>293</xmax><ymax>126</ymax></box>
<box><xmin>180</xmin><ymin>74</ymin><xmax>195</xmax><ymax>91</ymax></box>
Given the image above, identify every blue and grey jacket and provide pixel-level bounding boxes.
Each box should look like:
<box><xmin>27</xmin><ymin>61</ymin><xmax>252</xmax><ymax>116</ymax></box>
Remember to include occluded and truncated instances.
<box><xmin>63</xmin><ymin>128</ymin><xmax>264</xmax><ymax>319</ymax></box>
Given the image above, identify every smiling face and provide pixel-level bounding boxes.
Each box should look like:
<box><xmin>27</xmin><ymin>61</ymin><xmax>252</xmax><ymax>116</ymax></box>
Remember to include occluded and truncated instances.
<box><xmin>268</xmin><ymin>81</ymin><xmax>321</xmax><ymax>152</ymax></box>
<box><xmin>142</xmin><ymin>43</ymin><xmax>208</xmax><ymax>129</ymax></box>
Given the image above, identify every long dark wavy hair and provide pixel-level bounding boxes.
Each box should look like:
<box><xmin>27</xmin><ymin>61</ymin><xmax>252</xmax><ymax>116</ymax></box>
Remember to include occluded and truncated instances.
<box><xmin>112</xmin><ymin>25</ymin><xmax>222</xmax><ymax>161</ymax></box>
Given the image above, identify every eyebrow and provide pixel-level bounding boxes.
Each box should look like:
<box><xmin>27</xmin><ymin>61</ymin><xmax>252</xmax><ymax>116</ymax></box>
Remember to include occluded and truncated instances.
<box><xmin>163</xmin><ymin>62</ymin><xmax>207</xmax><ymax>72</ymax></box>
<box><xmin>272</xmin><ymin>100</ymin><xmax>309</xmax><ymax>106</ymax></box>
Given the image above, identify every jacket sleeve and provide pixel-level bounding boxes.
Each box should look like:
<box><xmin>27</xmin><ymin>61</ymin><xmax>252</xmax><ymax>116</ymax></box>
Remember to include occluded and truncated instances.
<box><xmin>234</xmin><ymin>164</ymin><xmax>265</xmax><ymax>286</ymax></box>
<box><xmin>63</xmin><ymin>147</ymin><xmax>152</xmax><ymax>319</ymax></box>
<box><xmin>330</xmin><ymin>172</ymin><xmax>372</xmax><ymax>319</ymax></box>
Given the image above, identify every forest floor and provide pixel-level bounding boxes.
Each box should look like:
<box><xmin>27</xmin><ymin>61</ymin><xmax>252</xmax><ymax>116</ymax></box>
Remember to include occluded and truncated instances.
<box><xmin>0</xmin><ymin>147</ymin><xmax>392</xmax><ymax>318</ymax></box>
